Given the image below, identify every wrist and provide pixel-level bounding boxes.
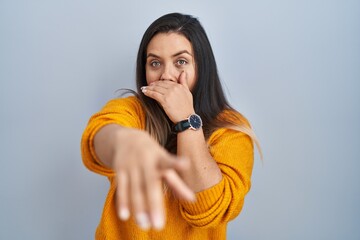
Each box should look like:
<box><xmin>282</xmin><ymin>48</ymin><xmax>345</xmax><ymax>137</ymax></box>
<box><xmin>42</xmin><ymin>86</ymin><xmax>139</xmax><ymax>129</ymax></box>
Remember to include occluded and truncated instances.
<box><xmin>173</xmin><ymin>113</ymin><xmax>203</xmax><ymax>133</ymax></box>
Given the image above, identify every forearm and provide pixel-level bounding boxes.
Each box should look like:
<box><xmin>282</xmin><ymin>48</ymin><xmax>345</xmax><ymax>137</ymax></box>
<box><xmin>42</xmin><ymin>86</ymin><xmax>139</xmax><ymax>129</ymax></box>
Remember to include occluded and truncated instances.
<box><xmin>176</xmin><ymin>128</ymin><xmax>222</xmax><ymax>192</ymax></box>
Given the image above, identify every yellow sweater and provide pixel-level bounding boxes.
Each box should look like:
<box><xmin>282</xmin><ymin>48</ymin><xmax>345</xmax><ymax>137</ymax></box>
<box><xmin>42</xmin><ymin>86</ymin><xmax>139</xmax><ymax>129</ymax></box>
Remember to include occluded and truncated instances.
<box><xmin>81</xmin><ymin>96</ymin><xmax>254</xmax><ymax>240</ymax></box>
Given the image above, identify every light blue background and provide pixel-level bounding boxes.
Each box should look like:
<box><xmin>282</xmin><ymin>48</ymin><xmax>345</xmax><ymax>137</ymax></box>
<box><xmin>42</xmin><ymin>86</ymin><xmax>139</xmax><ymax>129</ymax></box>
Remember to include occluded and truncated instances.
<box><xmin>1</xmin><ymin>0</ymin><xmax>359</xmax><ymax>239</ymax></box>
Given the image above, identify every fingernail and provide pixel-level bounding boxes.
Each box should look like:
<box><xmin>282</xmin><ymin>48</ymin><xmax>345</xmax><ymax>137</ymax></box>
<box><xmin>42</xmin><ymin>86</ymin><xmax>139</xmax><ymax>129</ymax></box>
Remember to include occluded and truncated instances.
<box><xmin>119</xmin><ymin>208</ymin><xmax>130</xmax><ymax>220</ymax></box>
<box><xmin>136</xmin><ymin>213</ymin><xmax>150</xmax><ymax>230</ymax></box>
<box><xmin>140</xmin><ymin>86</ymin><xmax>147</xmax><ymax>92</ymax></box>
<box><xmin>153</xmin><ymin>214</ymin><xmax>164</xmax><ymax>230</ymax></box>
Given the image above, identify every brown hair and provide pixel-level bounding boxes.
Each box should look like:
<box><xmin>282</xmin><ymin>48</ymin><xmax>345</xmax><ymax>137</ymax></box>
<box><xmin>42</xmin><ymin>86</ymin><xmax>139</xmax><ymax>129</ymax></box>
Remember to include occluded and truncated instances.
<box><xmin>132</xmin><ymin>13</ymin><xmax>261</xmax><ymax>157</ymax></box>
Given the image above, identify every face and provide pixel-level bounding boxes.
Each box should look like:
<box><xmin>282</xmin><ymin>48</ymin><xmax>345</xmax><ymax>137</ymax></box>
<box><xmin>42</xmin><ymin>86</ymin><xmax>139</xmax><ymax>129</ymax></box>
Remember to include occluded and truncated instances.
<box><xmin>145</xmin><ymin>32</ymin><xmax>197</xmax><ymax>90</ymax></box>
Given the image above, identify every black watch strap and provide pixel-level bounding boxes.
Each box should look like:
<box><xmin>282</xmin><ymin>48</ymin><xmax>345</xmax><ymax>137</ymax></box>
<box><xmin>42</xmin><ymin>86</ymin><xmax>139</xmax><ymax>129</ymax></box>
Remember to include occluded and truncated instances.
<box><xmin>173</xmin><ymin>119</ymin><xmax>191</xmax><ymax>132</ymax></box>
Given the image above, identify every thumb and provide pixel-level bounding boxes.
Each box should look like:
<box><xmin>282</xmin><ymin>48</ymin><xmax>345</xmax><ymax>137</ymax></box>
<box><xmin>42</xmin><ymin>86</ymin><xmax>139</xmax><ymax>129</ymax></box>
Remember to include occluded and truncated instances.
<box><xmin>178</xmin><ymin>71</ymin><xmax>188</xmax><ymax>89</ymax></box>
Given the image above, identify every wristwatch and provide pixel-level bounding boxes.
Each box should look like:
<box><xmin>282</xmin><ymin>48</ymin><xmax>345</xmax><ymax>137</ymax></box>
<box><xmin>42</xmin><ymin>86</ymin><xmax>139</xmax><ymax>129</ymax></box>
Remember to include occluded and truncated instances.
<box><xmin>173</xmin><ymin>113</ymin><xmax>203</xmax><ymax>132</ymax></box>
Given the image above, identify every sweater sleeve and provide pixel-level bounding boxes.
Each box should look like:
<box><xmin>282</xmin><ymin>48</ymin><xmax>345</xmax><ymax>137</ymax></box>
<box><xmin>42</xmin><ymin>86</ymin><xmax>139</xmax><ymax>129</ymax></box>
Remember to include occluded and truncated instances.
<box><xmin>179</xmin><ymin>128</ymin><xmax>254</xmax><ymax>228</ymax></box>
<box><xmin>80</xmin><ymin>96</ymin><xmax>145</xmax><ymax>177</ymax></box>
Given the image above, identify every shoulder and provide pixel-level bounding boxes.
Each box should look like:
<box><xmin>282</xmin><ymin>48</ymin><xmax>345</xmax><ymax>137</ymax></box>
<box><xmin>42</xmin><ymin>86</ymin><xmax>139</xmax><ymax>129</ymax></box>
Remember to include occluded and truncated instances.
<box><xmin>207</xmin><ymin>108</ymin><xmax>253</xmax><ymax>148</ymax></box>
<box><xmin>208</xmin><ymin>109</ymin><xmax>260</xmax><ymax>162</ymax></box>
<box><xmin>93</xmin><ymin>96</ymin><xmax>145</xmax><ymax>129</ymax></box>
<box><xmin>207</xmin><ymin>126</ymin><xmax>251</xmax><ymax>147</ymax></box>
<box><xmin>101</xmin><ymin>96</ymin><xmax>144</xmax><ymax>114</ymax></box>
<box><xmin>103</xmin><ymin>96</ymin><xmax>142</xmax><ymax>109</ymax></box>
<box><xmin>217</xmin><ymin>108</ymin><xmax>251</xmax><ymax>128</ymax></box>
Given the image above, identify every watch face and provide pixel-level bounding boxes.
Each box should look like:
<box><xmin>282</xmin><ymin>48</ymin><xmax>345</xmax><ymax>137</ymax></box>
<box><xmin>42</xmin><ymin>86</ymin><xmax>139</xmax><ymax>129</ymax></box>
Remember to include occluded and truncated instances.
<box><xmin>189</xmin><ymin>114</ymin><xmax>202</xmax><ymax>130</ymax></box>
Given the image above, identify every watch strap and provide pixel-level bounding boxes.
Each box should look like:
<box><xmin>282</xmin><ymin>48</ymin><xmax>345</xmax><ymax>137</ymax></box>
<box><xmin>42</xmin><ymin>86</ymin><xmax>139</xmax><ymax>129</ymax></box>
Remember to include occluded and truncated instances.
<box><xmin>173</xmin><ymin>119</ymin><xmax>191</xmax><ymax>132</ymax></box>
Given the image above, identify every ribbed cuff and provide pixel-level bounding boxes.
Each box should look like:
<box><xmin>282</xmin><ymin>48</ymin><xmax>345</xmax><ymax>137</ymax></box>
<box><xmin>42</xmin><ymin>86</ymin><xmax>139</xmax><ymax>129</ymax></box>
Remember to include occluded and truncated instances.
<box><xmin>180</xmin><ymin>177</ymin><xmax>225</xmax><ymax>215</ymax></box>
<box><xmin>86</xmin><ymin>121</ymin><xmax>117</xmax><ymax>177</ymax></box>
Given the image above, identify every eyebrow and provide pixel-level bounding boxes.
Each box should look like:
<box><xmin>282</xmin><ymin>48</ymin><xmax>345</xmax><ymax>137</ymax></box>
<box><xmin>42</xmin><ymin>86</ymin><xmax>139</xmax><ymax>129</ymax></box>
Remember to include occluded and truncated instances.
<box><xmin>147</xmin><ymin>50</ymin><xmax>193</xmax><ymax>59</ymax></box>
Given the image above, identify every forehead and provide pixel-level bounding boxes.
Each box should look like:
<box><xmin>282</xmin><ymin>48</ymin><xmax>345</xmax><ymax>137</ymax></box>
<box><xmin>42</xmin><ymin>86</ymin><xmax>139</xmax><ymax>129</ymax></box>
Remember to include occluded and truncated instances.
<box><xmin>147</xmin><ymin>32</ymin><xmax>193</xmax><ymax>54</ymax></box>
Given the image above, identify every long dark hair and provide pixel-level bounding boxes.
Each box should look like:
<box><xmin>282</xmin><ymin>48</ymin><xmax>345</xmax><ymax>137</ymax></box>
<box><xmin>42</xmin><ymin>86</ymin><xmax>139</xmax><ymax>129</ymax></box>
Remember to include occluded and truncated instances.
<box><xmin>134</xmin><ymin>13</ymin><xmax>260</xmax><ymax>155</ymax></box>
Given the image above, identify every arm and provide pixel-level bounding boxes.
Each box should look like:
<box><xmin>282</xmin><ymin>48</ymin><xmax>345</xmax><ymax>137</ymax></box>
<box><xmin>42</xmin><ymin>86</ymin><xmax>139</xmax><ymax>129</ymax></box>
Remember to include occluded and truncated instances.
<box><xmin>81</xmin><ymin>97</ymin><xmax>195</xmax><ymax>231</ymax></box>
<box><xmin>176</xmin><ymin>128</ymin><xmax>222</xmax><ymax>192</ymax></box>
<box><xmin>142</xmin><ymin>72</ymin><xmax>223</xmax><ymax>192</ymax></box>
<box><xmin>142</xmin><ymin>74</ymin><xmax>254</xmax><ymax>228</ymax></box>
<box><xmin>179</xmin><ymin>128</ymin><xmax>254</xmax><ymax>228</ymax></box>
<box><xmin>94</xmin><ymin>124</ymin><xmax>194</xmax><ymax>229</ymax></box>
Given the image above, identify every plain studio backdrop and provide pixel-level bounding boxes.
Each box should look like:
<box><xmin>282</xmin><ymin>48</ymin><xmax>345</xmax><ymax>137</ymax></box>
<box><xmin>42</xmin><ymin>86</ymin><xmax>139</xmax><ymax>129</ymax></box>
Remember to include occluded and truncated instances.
<box><xmin>0</xmin><ymin>1</ymin><xmax>359</xmax><ymax>239</ymax></box>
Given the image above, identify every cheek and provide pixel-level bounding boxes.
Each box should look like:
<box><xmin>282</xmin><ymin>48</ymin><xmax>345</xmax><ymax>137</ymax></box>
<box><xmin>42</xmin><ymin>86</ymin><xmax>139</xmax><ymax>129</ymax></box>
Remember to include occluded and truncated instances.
<box><xmin>145</xmin><ymin>69</ymin><xmax>159</xmax><ymax>85</ymax></box>
<box><xmin>187</xmin><ymin>67</ymin><xmax>197</xmax><ymax>90</ymax></box>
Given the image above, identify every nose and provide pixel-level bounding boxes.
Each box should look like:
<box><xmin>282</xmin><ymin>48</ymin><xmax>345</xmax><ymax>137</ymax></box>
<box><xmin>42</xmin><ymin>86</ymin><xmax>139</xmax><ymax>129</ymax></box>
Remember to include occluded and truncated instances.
<box><xmin>160</xmin><ymin>64</ymin><xmax>178</xmax><ymax>82</ymax></box>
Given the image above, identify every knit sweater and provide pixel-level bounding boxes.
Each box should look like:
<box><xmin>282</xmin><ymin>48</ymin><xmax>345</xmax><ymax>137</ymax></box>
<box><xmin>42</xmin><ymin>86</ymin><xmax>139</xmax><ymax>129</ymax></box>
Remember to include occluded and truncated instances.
<box><xmin>81</xmin><ymin>96</ymin><xmax>254</xmax><ymax>240</ymax></box>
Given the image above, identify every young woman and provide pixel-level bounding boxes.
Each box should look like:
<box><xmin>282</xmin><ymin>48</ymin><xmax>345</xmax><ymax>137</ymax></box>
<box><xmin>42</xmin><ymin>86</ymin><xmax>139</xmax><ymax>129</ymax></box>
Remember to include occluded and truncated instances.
<box><xmin>81</xmin><ymin>12</ymin><xmax>260</xmax><ymax>239</ymax></box>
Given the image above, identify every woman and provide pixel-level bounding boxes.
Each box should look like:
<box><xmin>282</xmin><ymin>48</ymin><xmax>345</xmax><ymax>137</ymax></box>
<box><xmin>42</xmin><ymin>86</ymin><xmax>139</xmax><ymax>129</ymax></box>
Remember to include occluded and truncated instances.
<box><xmin>81</xmin><ymin>12</ymin><xmax>259</xmax><ymax>239</ymax></box>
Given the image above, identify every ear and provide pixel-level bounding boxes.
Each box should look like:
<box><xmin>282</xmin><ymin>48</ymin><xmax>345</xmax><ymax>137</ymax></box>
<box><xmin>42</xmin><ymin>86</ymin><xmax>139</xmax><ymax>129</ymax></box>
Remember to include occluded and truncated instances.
<box><xmin>179</xmin><ymin>71</ymin><xmax>189</xmax><ymax>89</ymax></box>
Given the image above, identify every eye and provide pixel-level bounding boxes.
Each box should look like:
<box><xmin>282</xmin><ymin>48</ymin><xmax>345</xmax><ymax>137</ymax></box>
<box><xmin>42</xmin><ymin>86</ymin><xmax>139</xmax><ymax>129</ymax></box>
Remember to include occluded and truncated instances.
<box><xmin>176</xmin><ymin>59</ymin><xmax>188</xmax><ymax>66</ymax></box>
<box><xmin>150</xmin><ymin>61</ymin><xmax>160</xmax><ymax>67</ymax></box>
